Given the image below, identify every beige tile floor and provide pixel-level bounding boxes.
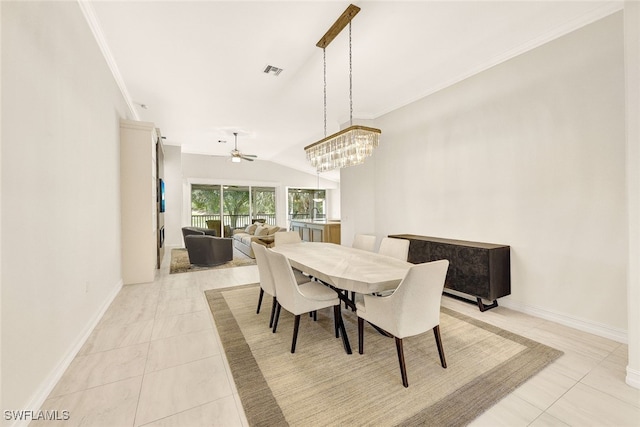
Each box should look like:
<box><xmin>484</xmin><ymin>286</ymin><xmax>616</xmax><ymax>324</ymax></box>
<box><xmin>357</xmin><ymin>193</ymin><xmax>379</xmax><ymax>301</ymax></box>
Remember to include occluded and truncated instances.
<box><xmin>35</xmin><ymin>249</ymin><xmax>640</xmax><ymax>426</ymax></box>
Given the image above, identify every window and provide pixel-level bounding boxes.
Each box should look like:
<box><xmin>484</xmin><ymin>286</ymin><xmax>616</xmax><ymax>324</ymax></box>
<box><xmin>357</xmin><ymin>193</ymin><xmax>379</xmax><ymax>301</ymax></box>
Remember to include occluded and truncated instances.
<box><xmin>223</xmin><ymin>185</ymin><xmax>250</xmax><ymax>230</ymax></box>
<box><xmin>252</xmin><ymin>187</ymin><xmax>276</xmax><ymax>225</ymax></box>
<box><xmin>288</xmin><ymin>188</ymin><xmax>326</xmax><ymax>222</ymax></box>
<box><xmin>191</xmin><ymin>184</ymin><xmax>277</xmax><ymax>236</ymax></box>
<box><xmin>191</xmin><ymin>185</ymin><xmax>221</xmax><ymax>228</ymax></box>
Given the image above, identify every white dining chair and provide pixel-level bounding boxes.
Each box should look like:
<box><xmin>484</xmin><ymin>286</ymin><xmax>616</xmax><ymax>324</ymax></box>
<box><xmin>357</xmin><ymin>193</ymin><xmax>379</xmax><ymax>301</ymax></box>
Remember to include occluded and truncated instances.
<box><xmin>356</xmin><ymin>259</ymin><xmax>449</xmax><ymax>387</ymax></box>
<box><xmin>252</xmin><ymin>242</ymin><xmax>280</xmax><ymax>328</ymax></box>
<box><xmin>264</xmin><ymin>248</ymin><xmax>352</xmax><ymax>354</ymax></box>
<box><xmin>274</xmin><ymin>231</ymin><xmax>302</xmax><ymax>246</ymax></box>
<box><xmin>352</xmin><ymin>234</ymin><xmax>376</xmax><ymax>252</ymax></box>
<box><xmin>253</xmin><ymin>242</ymin><xmax>308</xmax><ymax>326</ymax></box>
<box><xmin>378</xmin><ymin>237</ymin><xmax>410</xmax><ymax>261</ymax></box>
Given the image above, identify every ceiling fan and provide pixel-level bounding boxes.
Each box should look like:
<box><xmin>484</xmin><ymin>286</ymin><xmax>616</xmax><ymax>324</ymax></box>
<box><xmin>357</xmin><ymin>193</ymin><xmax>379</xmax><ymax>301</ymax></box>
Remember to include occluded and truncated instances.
<box><xmin>230</xmin><ymin>132</ymin><xmax>257</xmax><ymax>163</ymax></box>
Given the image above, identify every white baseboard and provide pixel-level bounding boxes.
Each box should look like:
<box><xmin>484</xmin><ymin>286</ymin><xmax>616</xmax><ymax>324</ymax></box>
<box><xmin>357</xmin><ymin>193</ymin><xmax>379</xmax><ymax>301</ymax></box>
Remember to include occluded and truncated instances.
<box><xmin>626</xmin><ymin>366</ymin><xmax>640</xmax><ymax>390</ymax></box>
<box><xmin>500</xmin><ymin>299</ymin><xmax>628</xmax><ymax>344</ymax></box>
<box><xmin>10</xmin><ymin>280</ymin><xmax>123</xmax><ymax>427</ymax></box>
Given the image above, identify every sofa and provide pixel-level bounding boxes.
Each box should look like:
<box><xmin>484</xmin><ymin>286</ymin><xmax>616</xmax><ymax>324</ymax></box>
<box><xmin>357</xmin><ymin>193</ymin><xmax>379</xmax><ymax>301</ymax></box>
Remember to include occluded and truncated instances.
<box><xmin>181</xmin><ymin>227</ymin><xmax>233</xmax><ymax>266</ymax></box>
<box><xmin>233</xmin><ymin>222</ymin><xmax>283</xmax><ymax>258</ymax></box>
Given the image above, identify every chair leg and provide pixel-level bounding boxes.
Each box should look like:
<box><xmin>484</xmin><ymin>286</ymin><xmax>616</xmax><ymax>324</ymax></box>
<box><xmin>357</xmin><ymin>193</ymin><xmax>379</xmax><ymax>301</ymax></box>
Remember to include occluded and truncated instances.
<box><xmin>272</xmin><ymin>302</ymin><xmax>281</xmax><ymax>333</ymax></box>
<box><xmin>433</xmin><ymin>325</ymin><xmax>447</xmax><ymax>368</ymax></box>
<box><xmin>395</xmin><ymin>337</ymin><xmax>409</xmax><ymax>388</ymax></box>
<box><xmin>358</xmin><ymin>317</ymin><xmax>364</xmax><ymax>354</ymax></box>
<box><xmin>268</xmin><ymin>296</ymin><xmax>277</xmax><ymax>328</ymax></box>
<box><xmin>334</xmin><ymin>305</ymin><xmax>352</xmax><ymax>354</ymax></box>
<box><xmin>313</xmin><ymin>310</ymin><xmax>317</xmax><ymax>321</ymax></box>
<box><xmin>256</xmin><ymin>288</ymin><xmax>264</xmax><ymax>314</ymax></box>
<box><xmin>291</xmin><ymin>315</ymin><xmax>301</xmax><ymax>353</ymax></box>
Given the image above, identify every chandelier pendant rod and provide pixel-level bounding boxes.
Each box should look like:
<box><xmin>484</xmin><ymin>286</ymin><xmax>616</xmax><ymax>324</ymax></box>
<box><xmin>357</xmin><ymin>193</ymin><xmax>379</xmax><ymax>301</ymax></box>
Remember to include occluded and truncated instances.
<box><xmin>349</xmin><ymin>21</ymin><xmax>353</xmax><ymax>128</ymax></box>
<box><xmin>324</xmin><ymin>47</ymin><xmax>327</xmax><ymax>138</ymax></box>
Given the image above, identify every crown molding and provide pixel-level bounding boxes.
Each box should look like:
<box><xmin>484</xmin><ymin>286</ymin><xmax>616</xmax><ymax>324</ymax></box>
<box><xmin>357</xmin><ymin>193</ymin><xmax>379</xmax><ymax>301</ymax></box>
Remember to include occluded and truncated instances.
<box><xmin>77</xmin><ymin>0</ymin><xmax>139</xmax><ymax>120</ymax></box>
<box><xmin>375</xmin><ymin>1</ymin><xmax>625</xmax><ymax>119</ymax></box>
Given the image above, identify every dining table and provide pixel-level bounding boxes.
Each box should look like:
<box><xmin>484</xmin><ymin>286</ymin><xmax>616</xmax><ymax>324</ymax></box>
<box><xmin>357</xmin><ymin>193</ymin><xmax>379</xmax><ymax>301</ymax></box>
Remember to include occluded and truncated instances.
<box><xmin>270</xmin><ymin>242</ymin><xmax>413</xmax><ymax>295</ymax></box>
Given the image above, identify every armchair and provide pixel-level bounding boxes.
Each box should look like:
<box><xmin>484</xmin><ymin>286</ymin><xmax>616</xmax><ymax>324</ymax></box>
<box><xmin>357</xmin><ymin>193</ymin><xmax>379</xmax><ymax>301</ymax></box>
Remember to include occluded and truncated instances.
<box><xmin>184</xmin><ymin>235</ymin><xmax>233</xmax><ymax>266</ymax></box>
<box><xmin>205</xmin><ymin>220</ymin><xmax>222</xmax><ymax>237</ymax></box>
<box><xmin>356</xmin><ymin>259</ymin><xmax>449</xmax><ymax>387</ymax></box>
<box><xmin>181</xmin><ymin>226</ymin><xmax>217</xmax><ymax>246</ymax></box>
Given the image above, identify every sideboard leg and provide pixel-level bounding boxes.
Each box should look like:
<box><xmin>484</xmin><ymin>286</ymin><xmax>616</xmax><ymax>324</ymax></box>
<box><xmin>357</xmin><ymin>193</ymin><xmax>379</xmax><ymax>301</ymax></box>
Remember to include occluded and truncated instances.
<box><xmin>477</xmin><ymin>298</ymin><xmax>499</xmax><ymax>312</ymax></box>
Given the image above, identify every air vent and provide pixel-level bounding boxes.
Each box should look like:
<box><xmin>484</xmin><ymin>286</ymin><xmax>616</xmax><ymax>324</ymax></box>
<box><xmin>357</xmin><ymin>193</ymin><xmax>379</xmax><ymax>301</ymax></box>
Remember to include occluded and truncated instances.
<box><xmin>263</xmin><ymin>65</ymin><xmax>283</xmax><ymax>76</ymax></box>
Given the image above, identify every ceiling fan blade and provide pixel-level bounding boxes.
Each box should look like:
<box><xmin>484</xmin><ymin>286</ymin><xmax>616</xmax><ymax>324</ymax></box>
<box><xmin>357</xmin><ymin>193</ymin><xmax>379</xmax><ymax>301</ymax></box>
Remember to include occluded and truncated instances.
<box><xmin>243</xmin><ymin>154</ymin><xmax>257</xmax><ymax>158</ymax></box>
<box><xmin>240</xmin><ymin>156</ymin><xmax>255</xmax><ymax>161</ymax></box>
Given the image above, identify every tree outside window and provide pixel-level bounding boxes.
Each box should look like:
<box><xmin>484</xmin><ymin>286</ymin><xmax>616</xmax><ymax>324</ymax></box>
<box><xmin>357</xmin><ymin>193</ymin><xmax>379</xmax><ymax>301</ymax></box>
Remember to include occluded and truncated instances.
<box><xmin>252</xmin><ymin>187</ymin><xmax>276</xmax><ymax>225</ymax></box>
<box><xmin>191</xmin><ymin>184</ymin><xmax>277</xmax><ymax>232</ymax></box>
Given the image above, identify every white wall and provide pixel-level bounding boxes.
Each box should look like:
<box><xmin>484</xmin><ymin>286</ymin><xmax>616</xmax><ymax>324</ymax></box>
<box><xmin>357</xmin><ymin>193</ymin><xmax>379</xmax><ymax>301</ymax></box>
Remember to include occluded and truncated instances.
<box><xmin>342</xmin><ymin>13</ymin><xmax>627</xmax><ymax>336</ymax></box>
<box><xmin>1</xmin><ymin>2</ymin><xmax>130</xmax><ymax>418</ymax></box>
<box><xmin>174</xmin><ymin>154</ymin><xmax>340</xmax><ymax>243</ymax></box>
<box><xmin>0</xmin><ymin>0</ymin><xmax>3</xmax><ymax>413</ymax></box>
<box><xmin>340</xmin><ymin>158</ymin><xmax>376</xmax><ymax>248</ymax></box>
<box><xmin>624</xmin><ymin>1</ymin><xmax>640</xmax><ymax>389</ymax></box>
<box><xmin>163</xmin><ymin>145</ymin><xmax>183</xmax><ymax>248</ymax></box>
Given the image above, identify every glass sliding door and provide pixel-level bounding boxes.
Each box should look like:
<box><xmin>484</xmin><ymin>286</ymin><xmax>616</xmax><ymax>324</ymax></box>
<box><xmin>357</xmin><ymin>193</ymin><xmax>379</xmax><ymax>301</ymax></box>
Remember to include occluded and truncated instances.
<box><xmin>191</xmin><ymin>185</ymin><xmax>221</xmax><ymax>231</ymax></box>
<box><xmin>223</xmin><ymin>185</ymin><xmax>250</xmax><ymax>230</ymax></box>
<box><xmin>191</xmin><ymin>184</ymin><xmax>278</xmax><ymax>235</ymax></box>
<box><xmin>252</xmin><ymin>187</ymin><xmax>276</xmax><ymax>225</ymax></box>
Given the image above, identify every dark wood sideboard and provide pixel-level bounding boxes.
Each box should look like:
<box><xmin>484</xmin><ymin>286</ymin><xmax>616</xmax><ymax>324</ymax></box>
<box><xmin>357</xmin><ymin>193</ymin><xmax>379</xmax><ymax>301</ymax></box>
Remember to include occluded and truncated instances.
<box><xmin>388</xmin><ymin>234</ymin><xmax>511</xmax><ymax>312</ymax></box>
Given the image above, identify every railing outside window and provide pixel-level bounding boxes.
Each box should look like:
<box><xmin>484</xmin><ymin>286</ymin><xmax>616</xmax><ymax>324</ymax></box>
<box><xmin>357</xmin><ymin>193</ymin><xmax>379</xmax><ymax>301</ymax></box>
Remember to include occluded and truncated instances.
<box><xmin>191</xmin><ymin>184</ymin><xmax>276</xmax><ymax>235</ymax></box>
<box><xmin>191</xmin><ymin>214</ymin><xmax>277</xmax><ymax>230</ymax></box>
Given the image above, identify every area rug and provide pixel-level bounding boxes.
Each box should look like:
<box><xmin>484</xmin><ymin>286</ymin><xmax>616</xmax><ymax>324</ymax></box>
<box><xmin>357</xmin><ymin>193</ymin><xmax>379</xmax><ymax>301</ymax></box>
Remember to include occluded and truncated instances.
<box><xmin>205</xmin><ymin>284</ymin><xmax>563</xmax><ymax>427</ymax></box>
<box><xmin>170</xmin><ymin>248</ymin><xmax>255</xmax><ymax>274</ymax></box>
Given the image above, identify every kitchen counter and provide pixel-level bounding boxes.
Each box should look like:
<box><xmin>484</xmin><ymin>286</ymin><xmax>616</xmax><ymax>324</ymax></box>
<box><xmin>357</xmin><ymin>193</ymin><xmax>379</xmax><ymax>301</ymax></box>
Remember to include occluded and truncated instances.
<box><xmin>290</xmin><ymin>220</ymin><xmax>341</xmax><ymax>244</ymax></box>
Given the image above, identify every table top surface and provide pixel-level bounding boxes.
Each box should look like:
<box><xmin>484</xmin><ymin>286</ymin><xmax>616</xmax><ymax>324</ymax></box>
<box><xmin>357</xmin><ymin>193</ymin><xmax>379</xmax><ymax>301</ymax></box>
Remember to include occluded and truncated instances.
<box><xmin>271</xmin><ymin>242</ymin><xmax>412</xmax><ymax>294</ymax></box>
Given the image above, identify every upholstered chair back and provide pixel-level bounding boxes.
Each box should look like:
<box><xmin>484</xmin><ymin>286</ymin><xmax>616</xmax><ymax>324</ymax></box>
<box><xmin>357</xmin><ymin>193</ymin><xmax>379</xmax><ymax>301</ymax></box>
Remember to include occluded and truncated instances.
<box><xmin>274</xmin><ymin>231</ymin><xmax>302</xmax><ymax>246</ymax></box>
<box><xmin>377</xmin><ymin>237</ymin><xmax>410</xmax><ymax>261</ymax></box>
<box><xmin>252</xmin><ymin>242</ymin><xmax>276</xmax><ymax>296</ymax></box>
<box><xmin>388</xmin><ymin>260</ymin><xmax>449</xmax><ymax>338</ymax></box>
<box><xmin>352</xmin><ymin>234</ymin><xmax>376</xmax><ymax>252</ymax></box>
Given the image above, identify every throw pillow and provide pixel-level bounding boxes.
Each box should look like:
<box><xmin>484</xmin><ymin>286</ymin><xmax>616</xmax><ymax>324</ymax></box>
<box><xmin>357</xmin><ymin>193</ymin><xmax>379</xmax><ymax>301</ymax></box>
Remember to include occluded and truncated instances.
<box><xmin>265</xmin><ymin>225</ymin><xmax>278</xmax><ymax>235</ymax></box>
<box><xmin>245</xmin><ymin>224</ymin><xmax>258</xmax><ymax>235</ymax></box>
<box><xmin>254</xmin><ymin>225</ymin><xmax>269</xmax><ymax>236</ymax></box>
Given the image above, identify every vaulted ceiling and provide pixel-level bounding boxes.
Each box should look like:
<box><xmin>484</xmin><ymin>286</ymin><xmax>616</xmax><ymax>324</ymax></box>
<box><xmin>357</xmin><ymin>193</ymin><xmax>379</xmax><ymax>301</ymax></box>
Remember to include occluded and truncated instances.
<box><xmin>88</xmin><ymin>1</ymin><xmax>622</xmax><ymax>181</ymax></box>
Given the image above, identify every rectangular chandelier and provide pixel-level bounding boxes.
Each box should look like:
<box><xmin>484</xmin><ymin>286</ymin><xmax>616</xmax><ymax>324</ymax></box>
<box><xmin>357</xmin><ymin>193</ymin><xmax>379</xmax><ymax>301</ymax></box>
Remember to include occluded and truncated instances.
<box><xmin>304</xmin><ymin>125</ymin><xmax>381</xmax><ymax>173</ymax></box>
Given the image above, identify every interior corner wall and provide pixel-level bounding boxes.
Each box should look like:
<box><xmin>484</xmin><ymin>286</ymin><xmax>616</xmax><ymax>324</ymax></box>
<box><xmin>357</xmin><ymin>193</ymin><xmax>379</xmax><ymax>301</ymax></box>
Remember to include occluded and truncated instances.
<box><xmin>1</xmin><ymin>2</ymin><xmax>130</xmax><ymax>419</ymax></box>
<box><xmin>163</xmin><ymin>145</ymin><xmax>183</xmax><ymax>248</ymax></box>
<box><xmin>624</xmin><ymin>0</ymin><xmax>640</xmax><ymax>388</ymax></box>
<box><xmin>342</xmin><ymin>13</ymin><xmax>627</xmax><ymax>333</ymax></box>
